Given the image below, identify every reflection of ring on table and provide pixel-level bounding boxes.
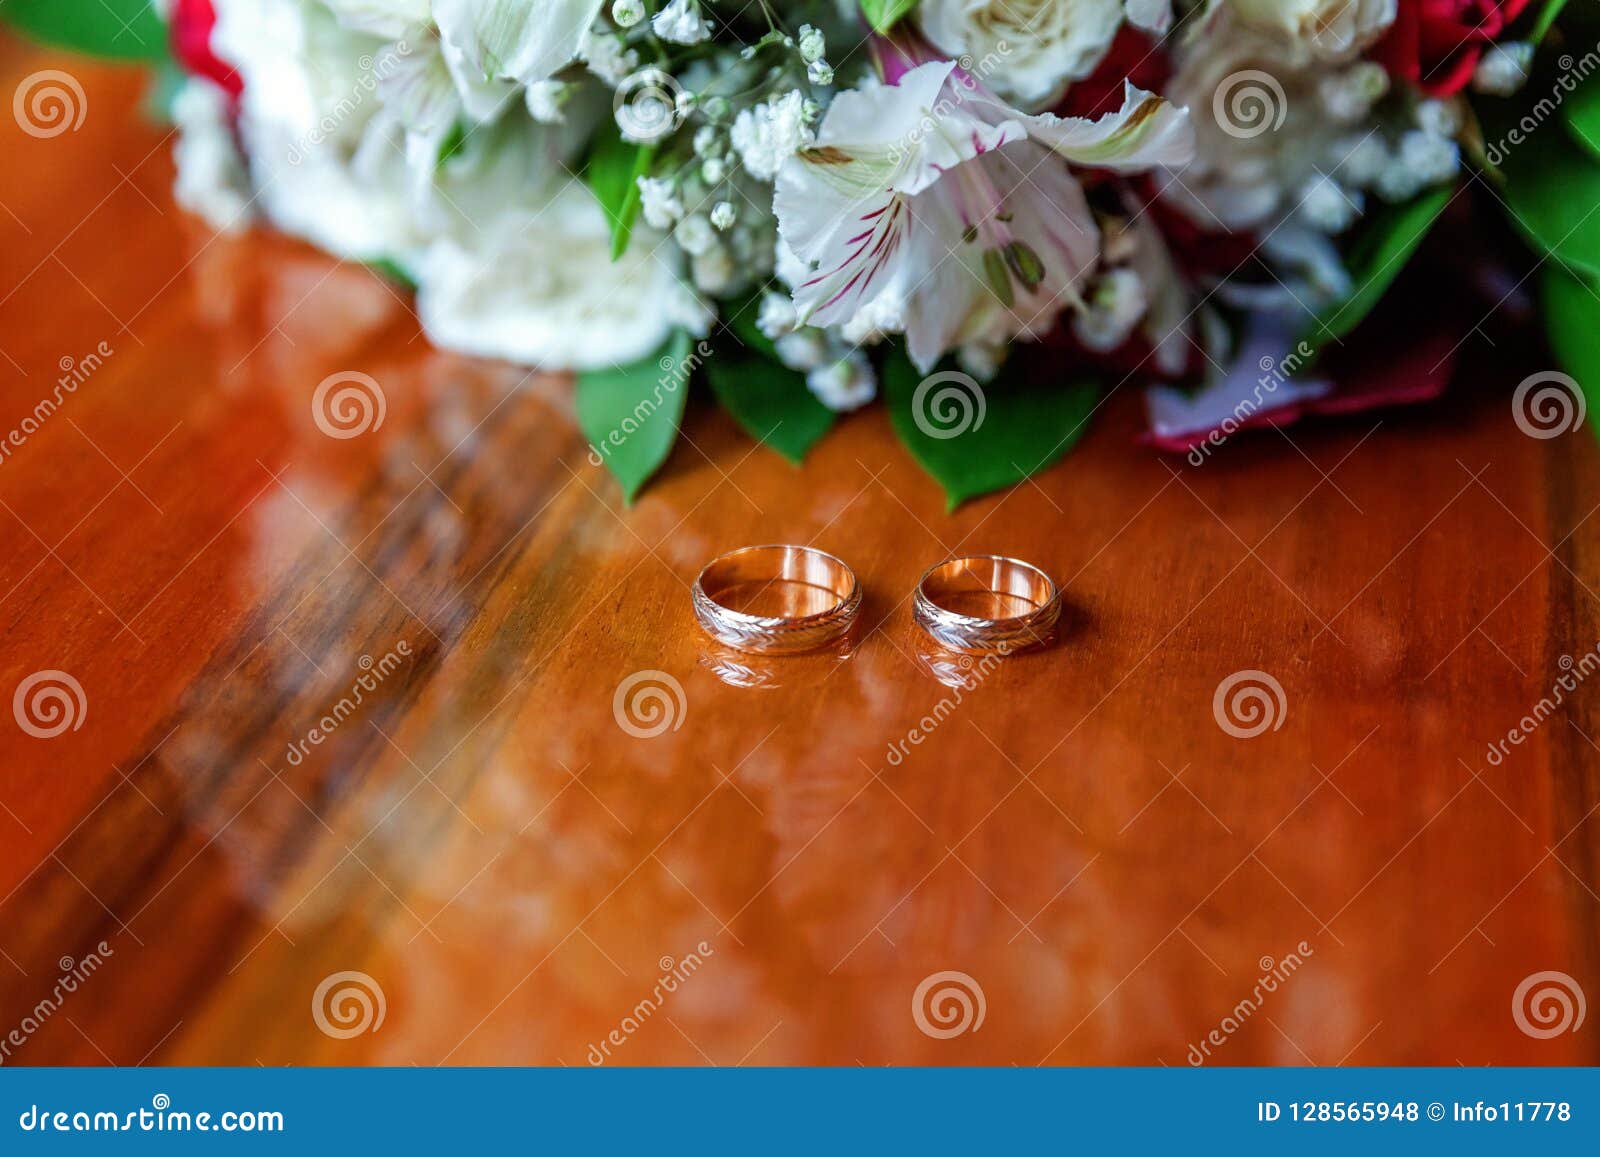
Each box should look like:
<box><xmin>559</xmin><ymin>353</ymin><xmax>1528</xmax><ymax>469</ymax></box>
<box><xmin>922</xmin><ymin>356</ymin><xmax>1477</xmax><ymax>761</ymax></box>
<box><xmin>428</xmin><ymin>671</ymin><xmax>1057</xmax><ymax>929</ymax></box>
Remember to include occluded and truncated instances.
<box><xmin>913</xmin><ymin>555</ymin><xmax>1061</xmax><ymax>653</ymax></box>
<box><xmin>692</xmin><ymin>545</ymin><xmax>861</xmax><ymax>654</ymax></box>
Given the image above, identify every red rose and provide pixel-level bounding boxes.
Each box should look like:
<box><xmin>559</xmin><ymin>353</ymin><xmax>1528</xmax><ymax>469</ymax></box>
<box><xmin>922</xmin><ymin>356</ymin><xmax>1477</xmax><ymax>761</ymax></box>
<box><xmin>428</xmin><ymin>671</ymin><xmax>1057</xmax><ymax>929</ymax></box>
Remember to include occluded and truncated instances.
<box><xmin>1373</xmin><ymin>0</ymin><xmax>1531</xmax><ymax>96</ymax></box>
<box><xmin>170</xmin><ymin>0</ymin><xmax>243</xmax><ymax>99</ymax></box>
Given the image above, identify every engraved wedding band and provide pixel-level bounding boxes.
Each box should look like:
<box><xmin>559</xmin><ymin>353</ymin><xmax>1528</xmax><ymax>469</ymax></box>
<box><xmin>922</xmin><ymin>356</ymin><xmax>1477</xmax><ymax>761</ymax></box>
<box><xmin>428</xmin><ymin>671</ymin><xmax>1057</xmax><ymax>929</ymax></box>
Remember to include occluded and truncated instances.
<box><xmin>692</xmin><ymin>545</ymin><xmax>861</xmax><ymax>654</ymax></box>
<box><xmin>913</xmin><ymin>555</ymin><xmax>1061</xmax><ymax>653</ymax></box>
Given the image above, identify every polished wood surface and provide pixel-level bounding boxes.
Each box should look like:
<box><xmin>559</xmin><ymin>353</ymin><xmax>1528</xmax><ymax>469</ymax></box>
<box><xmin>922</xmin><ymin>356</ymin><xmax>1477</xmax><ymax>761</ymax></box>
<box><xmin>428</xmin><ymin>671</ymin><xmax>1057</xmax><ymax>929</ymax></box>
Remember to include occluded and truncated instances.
<box><xmin>2</xmin><ymin>43</ymin><xmax>1598</xmax><ymax>1067</ymax></box>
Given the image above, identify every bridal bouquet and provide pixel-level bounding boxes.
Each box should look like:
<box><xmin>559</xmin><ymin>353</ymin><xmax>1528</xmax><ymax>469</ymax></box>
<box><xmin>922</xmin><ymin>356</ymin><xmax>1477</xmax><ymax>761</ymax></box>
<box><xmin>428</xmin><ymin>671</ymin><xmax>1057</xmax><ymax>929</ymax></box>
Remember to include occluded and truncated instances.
<box><xmin>10</xmin><ymin>1</ymin><xmax>1596</xmax><ymax>503</ymax></box>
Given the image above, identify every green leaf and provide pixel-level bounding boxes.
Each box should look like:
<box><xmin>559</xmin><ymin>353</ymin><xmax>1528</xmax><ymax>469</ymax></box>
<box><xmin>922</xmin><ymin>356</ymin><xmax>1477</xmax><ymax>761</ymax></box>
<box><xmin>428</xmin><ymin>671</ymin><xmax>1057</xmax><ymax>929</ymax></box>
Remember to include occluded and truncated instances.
<box><xmin>577</xmin><ymin>331</ymin><xmax>694</xmax><ymax>503</ymax></box>
<box><xmin>1</xmin><ymin>0</ymin><xmax>166</xmax><ymax>60</ymax></box>
<box><xmin>1301</xmin><ymin>185</ymin><xmax>1453</xmax><ymax>360</ymax></box>
<box><xmin>582</xmin><ymin>122</ymin><xmax>656</xmax><ymax>262</ymax></box>
<box><xmin>1530</xmin><ymin>0</ymin><xmax>1571</xmax><ymax>42</ymax></box>
<box><xmin>705</xmin><ymin>347</ymin><xmax>835</xmax><ymax>466</ymax></box>
<box><xmin>1489</xmin><ymin>101</ymin><xmax>1600</xmax><ymax>278</ymax></box>
<box><xmin>1541</xmin><ymin>264</ymin><xmax>1600</xmax><ymax>440</ymax></box>
<box><xmin>366</xmin><ymin>257</ymin><xmax>419</xmax><ymax>293</ymax></box>
<box><xmin>858</xmin><ymin>0</ymin><xmax>920</xmax><ymax>35</ymax></box>
<box><xmin>1565</xmin><ymin>79</ymin><xmax>1600</xmax><ymax>163</ymax></box>
<box><xmin>883</xmin><ymin>351</ymin><xmax>1100</xmax><ymax>510</ymax></box>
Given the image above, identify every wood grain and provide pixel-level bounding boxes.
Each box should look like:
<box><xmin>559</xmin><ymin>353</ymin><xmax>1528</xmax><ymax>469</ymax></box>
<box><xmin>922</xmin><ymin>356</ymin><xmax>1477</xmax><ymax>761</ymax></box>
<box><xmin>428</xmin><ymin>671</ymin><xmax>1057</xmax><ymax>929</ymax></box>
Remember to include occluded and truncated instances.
<box><xmin>1</xmin><ymin>43</ymin><xmax>1597</xmax><ymax>1067</ymax></box>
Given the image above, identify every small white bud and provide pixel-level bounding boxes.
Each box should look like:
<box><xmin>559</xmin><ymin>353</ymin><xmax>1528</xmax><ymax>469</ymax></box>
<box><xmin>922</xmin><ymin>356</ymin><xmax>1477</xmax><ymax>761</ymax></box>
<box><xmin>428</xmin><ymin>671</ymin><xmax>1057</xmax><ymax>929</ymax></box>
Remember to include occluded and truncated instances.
<box><xmin>1473</xmin><ymin>41</ymin><xmax>1534</xmax><ymax>97</ymax></box>
<box><xmin>710</xmin><ymin>201</ymin><xmax>736</xmax><ymax>230</ymax></box>
<box><xmin>798</xmin><ymin>25</ymin><xmax>826</xmax><ymax>64</ymax></box>
<box><xmin>611</xmin><ymin>0</ymin><xmax>645</xmax><ymax>28</ymax></box>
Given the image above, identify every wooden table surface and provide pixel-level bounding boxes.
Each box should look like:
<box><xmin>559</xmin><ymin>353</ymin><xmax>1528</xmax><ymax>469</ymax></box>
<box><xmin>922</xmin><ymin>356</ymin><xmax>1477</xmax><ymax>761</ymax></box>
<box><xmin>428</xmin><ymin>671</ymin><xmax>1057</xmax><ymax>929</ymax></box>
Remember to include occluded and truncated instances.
<box><xmin>2</xmin><ymin>42</ymin><xmax>1598</xmax><ymax>1068</ymax></box>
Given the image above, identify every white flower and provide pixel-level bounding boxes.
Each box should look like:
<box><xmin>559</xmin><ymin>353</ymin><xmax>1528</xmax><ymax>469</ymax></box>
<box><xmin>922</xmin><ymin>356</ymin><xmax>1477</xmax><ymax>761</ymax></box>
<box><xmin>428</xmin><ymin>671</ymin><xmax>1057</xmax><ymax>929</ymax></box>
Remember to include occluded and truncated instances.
<box><xmin>171</xmin><ymin>79</ymin><xmax>255</xmax><ymax>232</ymax></box>
<box><xmin>1376</xmin><ymin>129</ymin><xmax>1459</xmax><ymax>201</ymax></box>
<box><xmin>807</xmin><ymin>353</ymin><xmax>877</xmax><ymax>412</ymax></box>
<box><xmin>757</xmin><ymin>292</ymin><xmax>799</xmax><ymax>339</ymax></box>
<box><xmin>674</xmin><ymin>214</ymin><xmax>717</xmax><ymax>256</ymax></box>
<box><xmin>414</xmin><ymin>183</ymin><xmax>709</xmax><ymax>370</ymax></box>
<box><xmin>730</xmin><ymin>90</ymin><xmax>814</xmax><ymax>181</ymax></box>
<box><xmin>1072</xmin><ymin>267</ymin><xmax>1147</xmax><ymax>354</ymax></box>
<box><xmin>576</xmin><ymin>27</ymin><xmax>639</xmax><ymax>84</ymax></box>
<box><xmin>1160</xmin><ymin>12</ymin><xmax>1354</xmax><ymax>231</ymax></box>
<box><xmin>1124</xmin><ymin>0</ymin><xmax>1172</xmax><ymax>32</ymax></box>
<box><xmin>211</xmin><ymin>0</ymin><xmax>418</xmax><ymax>260</ymax></box>
<box><xmin>774</xmin><ymin>59</ymin><xmax>1192</xmax><ymax>371</ymax></box>
<box><xmin>1474</xmin><ymin>42</ymin><xmax>1534</xmax><ymax>97</ymax></box>
<box><xmin>918</xmin><ymin>0</ymin><xmax>1125</xmax><ymax>109</ymax></box>
<box><xmin>1297</xmin><ymin>173</ymin><xmax>1362</xmax><ymax>233</ymax></box>
<box><xmin>432</xmin><ymin>0</ymin><xmax>605</xmax><ymax>87</ymax></box>
<box><xmin>524</xmin><ymin>80</ymin><xmax>566</xmax><ymax>123</ymax></box>
<box><xmin>1317</xmin><ymin>62</ymin><xmax>1389</xmax><ymax>122</ymax></box>
<box><xmin>321</xmin><ymin>0</ymin><xmax>430</xmax><ymax>37</ymax></box>
<box><xmin>710</xmin><ymin>202</ymin><xmax>736</xmax><ymax>230</ymax></box>
<box><xmin>774</xmin><ymin>330</ymin><xmax>829</xmax><ymax>371</ymax></box>
<box><xmin>691</xmin><ymin>247</ymin><xmax>736</xmax><ymax>294</ymax></box>
<box><xmin>1226</xmin><ymin>0</ymin><xmax>1397</xmax><ymax>61</ymax></box>
<box><xmin>611</xmin><ymin>0</ymin><xmax>646</xmax><ymax>29</ymax></box>
<box><xmin>637</xmin><ymin>177</ymin><xmax>684</xmax><ymax>229</ymax></box>
<box><xmin>798</xmin><ymin>25</ymin><xmax>826</xmax><ymax>64</ymax></box>
<box><xmin>652</xmin><ymin>0</ymin><xmax>711</xmax><ymax>45</ymax></box>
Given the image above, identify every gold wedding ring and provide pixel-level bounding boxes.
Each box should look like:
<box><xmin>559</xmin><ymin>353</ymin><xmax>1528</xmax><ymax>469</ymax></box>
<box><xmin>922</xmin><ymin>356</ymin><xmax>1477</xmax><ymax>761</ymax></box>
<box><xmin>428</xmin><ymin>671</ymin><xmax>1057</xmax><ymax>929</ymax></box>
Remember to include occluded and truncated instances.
<box><xmin>913</xmin><ymin>555</ymin><xmax>1060</xmax><ymax>653</ymax></box>
<box><xmin>692</xmin><ymin>545</ymin><xmax>861</xmax><ymax>654</ymax></box>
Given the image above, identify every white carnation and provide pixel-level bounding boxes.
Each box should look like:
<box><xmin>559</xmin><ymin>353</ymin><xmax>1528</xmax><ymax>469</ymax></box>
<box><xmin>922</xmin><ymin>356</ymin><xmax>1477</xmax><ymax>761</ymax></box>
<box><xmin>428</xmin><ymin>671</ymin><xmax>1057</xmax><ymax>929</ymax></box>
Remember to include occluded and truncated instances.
<box><xmin>415</xmin><ymin>184</ymin><xmax>709</xmax><ymax>370</ymax></box>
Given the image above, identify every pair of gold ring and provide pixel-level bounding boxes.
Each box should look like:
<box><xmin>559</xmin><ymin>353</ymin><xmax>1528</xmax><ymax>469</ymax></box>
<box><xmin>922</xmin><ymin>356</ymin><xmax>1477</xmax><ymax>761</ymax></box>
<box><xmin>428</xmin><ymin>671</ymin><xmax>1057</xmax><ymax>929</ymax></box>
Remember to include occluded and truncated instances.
<box><xmin>691</xmin><ymin>545</ymin><xmax>1060</xmax><ymax>656</ymax></box>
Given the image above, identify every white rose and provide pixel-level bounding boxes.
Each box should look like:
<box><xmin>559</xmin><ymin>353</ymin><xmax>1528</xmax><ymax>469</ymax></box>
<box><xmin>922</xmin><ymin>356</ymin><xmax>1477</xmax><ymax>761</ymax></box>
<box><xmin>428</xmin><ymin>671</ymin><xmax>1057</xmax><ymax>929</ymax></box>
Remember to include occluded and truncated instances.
<box><xmin>414</xmin><ymin>183</ymin><xmax>710</xmax><ymax>371</ymax></box>
<box><xmin>212</xmin><ymin>0</ymin><xmax>418</xmax><ymax>260</ymax></box>
<box><xmin>1226</xmin><ymin>0</ymin><xmax>1397</xmax><ymax>60</ymax></box>
<box><xmin>918</xmin><ymin>0</ymin><xmax>1125</xmax><ymax>108</ymax></box>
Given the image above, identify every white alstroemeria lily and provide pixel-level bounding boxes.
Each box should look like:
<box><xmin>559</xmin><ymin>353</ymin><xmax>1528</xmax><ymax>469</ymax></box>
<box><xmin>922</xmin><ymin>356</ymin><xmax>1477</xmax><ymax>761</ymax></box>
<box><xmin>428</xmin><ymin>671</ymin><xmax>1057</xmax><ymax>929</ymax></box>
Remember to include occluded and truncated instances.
<box><xmin>433</xmin><ymin>0</ymin><xmax>605</xmax><ymax>88</ymax></box>
<box><xmin>773</xmin><ymin>57</ymin><xmax>1193</xmax><ymax>372</ymax></box>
